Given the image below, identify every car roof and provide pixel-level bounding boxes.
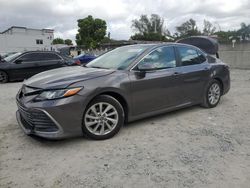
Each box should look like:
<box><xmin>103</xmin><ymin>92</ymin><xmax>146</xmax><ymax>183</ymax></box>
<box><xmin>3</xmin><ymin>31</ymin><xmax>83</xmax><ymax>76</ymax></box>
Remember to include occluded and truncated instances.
<box><xmin>123</xmin><ymin>43</ymin><xmax>204</xmax><ymax>52</ymax></box>
<box><xmin>122</xmin><ymin>42</ymin><xmax>197</xmax><ymax>48</ymax></box>
<box><xmin>21</xmin><ymin>51</ymin><xmax>59</xmax><ymax>54</ymax></box>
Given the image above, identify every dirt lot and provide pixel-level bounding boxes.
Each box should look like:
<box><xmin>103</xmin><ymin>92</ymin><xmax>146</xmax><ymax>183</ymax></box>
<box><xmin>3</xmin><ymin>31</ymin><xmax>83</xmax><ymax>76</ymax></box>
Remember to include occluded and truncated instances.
<box><xmin>0</xmin><ymin>69</ymin><xmax>250</xmax><ymax>188</ymax></box>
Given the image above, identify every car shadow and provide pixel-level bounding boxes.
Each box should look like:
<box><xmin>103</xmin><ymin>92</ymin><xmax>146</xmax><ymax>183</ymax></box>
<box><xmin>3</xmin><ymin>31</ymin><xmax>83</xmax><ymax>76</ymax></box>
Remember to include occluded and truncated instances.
<box><xmin>4</xmin><ymin>80</ymin><xmax>24</xmax><ymax>84</ymax></box>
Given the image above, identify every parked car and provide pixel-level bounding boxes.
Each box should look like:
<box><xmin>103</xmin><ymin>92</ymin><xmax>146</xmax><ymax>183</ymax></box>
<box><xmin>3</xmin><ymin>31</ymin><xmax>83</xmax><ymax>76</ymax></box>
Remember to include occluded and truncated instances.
<box><xmin>0</xmin><ymin>55</ymin><xmax>4</xmax><ymax>63</ymax></box>
<box><xmin>0</xmin><ymin>51</ymin><xmax>76</xmax><ymax>83</ymax></box>
<box><xmin>16</xmin><ymin>39</ymin><xmax>230</xmax><ymax>140</ymax></box>
<box><xmin>2</xmin><ymin>52</ymin><xmax>18</xmax><ymax>59</ymax></box>
<box><xmin>73</xmin><ymin>54</ymin><xmax>96</xmax><ymax>65</ymax></box>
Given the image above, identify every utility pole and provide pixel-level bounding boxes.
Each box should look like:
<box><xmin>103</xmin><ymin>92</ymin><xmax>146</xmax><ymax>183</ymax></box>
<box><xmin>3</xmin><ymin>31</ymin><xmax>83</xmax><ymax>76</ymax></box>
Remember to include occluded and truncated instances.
<box><xmin>154</xmin><ymin>21</ymin><xmax>157</xmax><ymax>33</ymax></box>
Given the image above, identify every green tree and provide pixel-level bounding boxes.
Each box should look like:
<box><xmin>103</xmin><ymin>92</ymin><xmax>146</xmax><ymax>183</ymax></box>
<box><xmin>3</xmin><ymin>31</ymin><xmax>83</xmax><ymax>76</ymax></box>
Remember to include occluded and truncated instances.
<box><xmin>176</xmin><ymin>19</ymin><xmax>200</xmax><ymax>38</ymax></box>
<box><xmin>203</xmin><ymin>20</ymin><xmax>216</xmax><ymax>36</ymax></box>
<box><xmin>213</xmin><ymin>23</ymin><xmax>250</xmax><ymax>43</ymax></box>
<box><xmin>131</xmin><ymin>14</ymin><xmax>170</xmax><ymax>41</ymax></box>
<box><xmin>131</xmin><ymin>33</ymin><xmax>167</xmax><ymax>41</ymax></box>
<box><xmin>52</xmin><ymin>38</ymin><xmax>64</xmax><ymax>44</ymax></box>
<box><xmin>237</xmin><ymin>22</ymin><xmax>250</xmax><ymax>41</ymax></box>
<box><xmin>100</xmin><ymin>36</ymin><xmax>112</xmax><ymax>44</ymax></box>
<box><xmin>76</xmin><ymin>15</ymin><xmax>107</xmax><ymax>49</ymax></box>
<box><xmin>64</xmin><ymin>39</ymin><xmax>73</xmax><ymax>45</ymax></box>
<box><xmin>214</xmin><ymin>30</ymin><xmax>238</xmax><ymax>43</ymax></box>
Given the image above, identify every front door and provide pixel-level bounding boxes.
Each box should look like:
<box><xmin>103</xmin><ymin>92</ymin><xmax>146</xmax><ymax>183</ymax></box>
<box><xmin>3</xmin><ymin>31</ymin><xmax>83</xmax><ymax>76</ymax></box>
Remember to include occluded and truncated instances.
<box><xmin>10</xmin><ymin>53</ymin><xmax>40</xmax><ymax>79</ymax></box>
<box><xmin>129</xmin><ymin>46</ymin><xmax>183</xmax><ymax>116</ymax></box>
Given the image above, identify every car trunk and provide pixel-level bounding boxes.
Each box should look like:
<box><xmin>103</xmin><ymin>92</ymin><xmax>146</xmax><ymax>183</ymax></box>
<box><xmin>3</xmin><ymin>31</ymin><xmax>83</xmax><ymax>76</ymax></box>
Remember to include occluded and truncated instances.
<box><xmin>176</xmin><ymin>36</ymin><xmax>219</xmax><ymax>58</ymax></box>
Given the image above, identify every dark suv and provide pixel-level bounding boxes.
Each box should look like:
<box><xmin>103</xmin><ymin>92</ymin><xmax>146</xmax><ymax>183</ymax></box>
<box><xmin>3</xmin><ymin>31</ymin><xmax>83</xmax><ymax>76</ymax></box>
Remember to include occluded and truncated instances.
<box><xmin>0</xmin><ymin>51</ymin><xmax>75</xmax><ymax>83</ymax></box>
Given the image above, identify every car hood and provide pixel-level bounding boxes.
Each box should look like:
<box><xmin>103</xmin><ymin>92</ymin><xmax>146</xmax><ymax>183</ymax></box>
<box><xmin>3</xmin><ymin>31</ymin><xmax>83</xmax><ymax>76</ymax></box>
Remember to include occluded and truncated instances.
<box><xmin>24</xmin><ymin>66</ymin><xmax>115</xmax><ymax>89</ymax></box>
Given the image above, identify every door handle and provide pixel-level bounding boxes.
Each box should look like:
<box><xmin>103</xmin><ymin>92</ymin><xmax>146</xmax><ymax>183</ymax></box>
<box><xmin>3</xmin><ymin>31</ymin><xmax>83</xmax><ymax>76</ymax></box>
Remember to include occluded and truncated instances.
<box><xmin>173</xmin><ymin>72</ymin><xmax>181</xmax><ymax>75</ymax></box>
<box><xmin>204</xmin><ymin>66</ymin><xmax>210</xmax><ymax>70</ymax></box>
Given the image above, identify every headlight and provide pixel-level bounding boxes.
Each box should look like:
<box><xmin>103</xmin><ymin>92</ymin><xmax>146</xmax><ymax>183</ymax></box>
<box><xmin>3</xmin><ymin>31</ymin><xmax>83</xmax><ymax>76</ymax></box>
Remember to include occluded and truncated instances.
<box><xmin>35</xmin><ymin>87</ymin><xmax>82</xmax><ymax>101</ymax></box>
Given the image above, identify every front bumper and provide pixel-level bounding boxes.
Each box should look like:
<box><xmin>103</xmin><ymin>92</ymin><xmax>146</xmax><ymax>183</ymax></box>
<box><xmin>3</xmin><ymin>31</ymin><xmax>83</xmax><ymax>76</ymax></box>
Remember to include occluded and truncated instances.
<box><xmin>16</xmin><ymin>94</ymin><xmax>88</xmax><ymax>139</ymax></box>
<box><xmin>16</xmin><ymin>110</ymin><xmax>66</xmax><ymax>139</ymax></box>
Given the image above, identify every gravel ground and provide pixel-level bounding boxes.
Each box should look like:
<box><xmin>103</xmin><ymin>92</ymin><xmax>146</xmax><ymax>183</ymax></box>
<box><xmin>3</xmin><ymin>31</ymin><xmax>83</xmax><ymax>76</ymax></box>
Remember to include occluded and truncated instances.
<box><xmin>1</xmin><ymin>69</ymin><xmax>250</xmax><ymax>188</ymax></box>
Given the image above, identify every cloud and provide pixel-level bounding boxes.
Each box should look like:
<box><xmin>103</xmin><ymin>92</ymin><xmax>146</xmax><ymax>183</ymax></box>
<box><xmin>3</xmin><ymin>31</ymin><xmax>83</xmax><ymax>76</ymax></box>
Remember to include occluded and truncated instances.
<box><xmin>0</xmin><ymin>0</ymin><xmax>249</xmax><ymax>41</ymax></box>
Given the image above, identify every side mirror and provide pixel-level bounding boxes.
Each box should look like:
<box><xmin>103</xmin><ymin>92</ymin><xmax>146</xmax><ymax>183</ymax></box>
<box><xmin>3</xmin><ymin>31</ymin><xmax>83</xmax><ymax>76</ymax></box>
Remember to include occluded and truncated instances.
<box><xmin>137</xmin><ymin>63</ymin><xmax>153</xmax><ymax>71</ymax></box>
<box><xmin>134</xmin><ymin>70</ymin><xmax>146</xmax><ymax>79</ymax></box>
<box><xmin>15</xmin><ymin>59</ymin><xmax>23</xmax><ymax>64</ymax></box>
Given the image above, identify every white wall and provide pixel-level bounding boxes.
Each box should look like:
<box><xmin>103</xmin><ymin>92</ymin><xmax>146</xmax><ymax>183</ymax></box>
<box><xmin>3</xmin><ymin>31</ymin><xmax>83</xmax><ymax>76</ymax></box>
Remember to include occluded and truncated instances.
<box><xmin>219</xmin><ymin>43</ymin><xmax>250</xmax><ymax>69</ymax></box>
<box><xmin>0</xmin><ymin>27</ymin><xmax>54</xmax><ymax>55</ymax></box>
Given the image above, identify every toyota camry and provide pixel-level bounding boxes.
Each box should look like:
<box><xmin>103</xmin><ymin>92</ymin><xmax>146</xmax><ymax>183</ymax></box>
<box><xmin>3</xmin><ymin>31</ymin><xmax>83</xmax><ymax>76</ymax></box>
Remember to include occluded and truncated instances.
<box><xmin>16</xmin><ymin>39</ymin><xmax>230</xmax><ymax>140</ymax></box>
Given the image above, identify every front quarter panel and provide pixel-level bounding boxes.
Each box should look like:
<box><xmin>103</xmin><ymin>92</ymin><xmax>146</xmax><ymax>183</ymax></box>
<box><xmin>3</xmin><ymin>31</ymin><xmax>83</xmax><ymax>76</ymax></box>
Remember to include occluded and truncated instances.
<box><xmin>69</xmin><ymin>70</ymin><xmax>132</xmax><ymax>114</ymax></box>
<box><xmin>0</xmin><ymin>63</ymin><xmax>11</xmax><ymax>74</ymax></box>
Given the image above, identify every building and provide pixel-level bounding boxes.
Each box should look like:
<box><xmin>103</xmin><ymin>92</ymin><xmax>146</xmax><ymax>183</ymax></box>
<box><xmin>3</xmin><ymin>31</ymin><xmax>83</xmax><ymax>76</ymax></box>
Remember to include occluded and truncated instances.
<box><xmin>0</xmin><ymin>26</ymin><xmax>54</xmax><ymax>55</ymax></box>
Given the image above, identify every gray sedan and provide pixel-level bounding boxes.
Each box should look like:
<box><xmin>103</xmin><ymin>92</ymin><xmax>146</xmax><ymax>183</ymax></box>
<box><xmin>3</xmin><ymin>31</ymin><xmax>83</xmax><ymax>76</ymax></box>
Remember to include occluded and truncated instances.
<box><xmin>16</xmin><ymin>43</ymin><xmax>230</xmax><ymax>140</ymax></box>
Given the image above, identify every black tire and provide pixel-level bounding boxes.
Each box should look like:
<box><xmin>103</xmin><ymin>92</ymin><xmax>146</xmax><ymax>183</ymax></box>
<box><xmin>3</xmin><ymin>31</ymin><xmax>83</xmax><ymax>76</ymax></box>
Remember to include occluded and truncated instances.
<box><xmin>202</xmin><ymin>79</ymin><xmax>222</xmax><ymax>108</ymax></box>
<box><xmin>0</xmin><ymin>70</ymin><xmax>8</xmax><ymax>83</ymax></box>
<box><xmin>82</xmin><ymin>95</ymin><xmax>124</xmax><ymax>140</ymax></box>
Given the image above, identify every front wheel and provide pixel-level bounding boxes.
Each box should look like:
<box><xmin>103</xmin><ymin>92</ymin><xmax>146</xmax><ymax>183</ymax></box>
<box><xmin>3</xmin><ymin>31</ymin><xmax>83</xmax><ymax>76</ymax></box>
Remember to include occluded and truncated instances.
<box><xmin>202</xmin><ymin>80</ymin><xmax>222</xmax><ymax>108</ymax></box>
<box><xmin>82</xmin><ymin>95</ymin><xmax>124</xmax><ymax>140</ymax></box>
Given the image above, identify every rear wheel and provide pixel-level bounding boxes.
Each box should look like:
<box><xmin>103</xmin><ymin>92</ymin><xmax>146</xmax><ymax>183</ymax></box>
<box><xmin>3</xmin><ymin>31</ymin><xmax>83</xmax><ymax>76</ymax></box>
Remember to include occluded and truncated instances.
<box><xmin>202</xmin><ymin>80</ymin><xmax>222</xmax><ymax>108</ymax></box>
<box><xmin>0</xmin><ymin>71</ymin><xmax>8</xmax><ymax>83</ymax></box>
<box><xmin>82</xmin><ymin>95</ymin><xmax>124</xmax><ymax>140</ymax></box>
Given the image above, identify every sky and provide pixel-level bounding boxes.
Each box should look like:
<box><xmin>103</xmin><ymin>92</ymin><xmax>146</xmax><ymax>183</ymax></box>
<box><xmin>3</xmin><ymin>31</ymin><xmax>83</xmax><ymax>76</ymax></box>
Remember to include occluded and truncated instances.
<box><xmin>0</xmin><ymin>0</ymin><xmax>249</xmax><ymax>42</ymax></box>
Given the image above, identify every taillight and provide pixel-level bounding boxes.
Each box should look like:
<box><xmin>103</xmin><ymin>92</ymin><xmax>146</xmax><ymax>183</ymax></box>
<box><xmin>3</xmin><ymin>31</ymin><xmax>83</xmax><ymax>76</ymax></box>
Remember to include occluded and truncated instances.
<box><xmin>75</xmin><ymin>60</ymin><xmax>81</xmax><ymax>65</ymax></box>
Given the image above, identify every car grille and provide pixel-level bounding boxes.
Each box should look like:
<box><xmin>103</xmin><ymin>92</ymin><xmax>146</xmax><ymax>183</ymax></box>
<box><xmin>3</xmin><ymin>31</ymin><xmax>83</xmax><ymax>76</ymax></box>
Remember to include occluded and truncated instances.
<box><xmin>17</xmin><ymin>102</ymin><xmax>59</xmax><ymax>132</ymax></box>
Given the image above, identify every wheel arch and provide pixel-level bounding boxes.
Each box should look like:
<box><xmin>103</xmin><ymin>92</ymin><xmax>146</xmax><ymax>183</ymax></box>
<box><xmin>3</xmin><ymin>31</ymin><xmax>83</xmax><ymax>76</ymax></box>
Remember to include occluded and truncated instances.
<box><xmin>0</xmin><ymin>69</ymin><xmax>9</xmax><ymax>82</ymax></box>
<box><xmin>213</xmin><ymin>77</ymin><xmax>224</xmax><ymax>94</ymax></box>
<box><xmin>0</xmin><ymin>69</ymin><xmax>8</xmax><ymax>74</ymax></box>
<box><xmin>87</xmin><ymin>91</ymin><xmax>129</xmax><ymax>122</ymax></box>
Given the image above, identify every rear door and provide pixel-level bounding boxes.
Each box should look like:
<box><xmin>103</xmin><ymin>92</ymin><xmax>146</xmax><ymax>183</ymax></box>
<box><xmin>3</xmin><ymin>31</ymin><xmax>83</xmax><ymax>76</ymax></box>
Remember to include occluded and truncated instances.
<box><xmin>175</xmin><ymin>45</ymin><xmax>210</xmax><ymax>103</ymax></box>
<box><xmin>35</xmin><ymin>52</ymin><xmax>65</xmax><ymax>72</ymax></box>
<box><xmin>129</xmin><ymin>46</ymin><xmax>183</xmax><ymax>115</ymax></box>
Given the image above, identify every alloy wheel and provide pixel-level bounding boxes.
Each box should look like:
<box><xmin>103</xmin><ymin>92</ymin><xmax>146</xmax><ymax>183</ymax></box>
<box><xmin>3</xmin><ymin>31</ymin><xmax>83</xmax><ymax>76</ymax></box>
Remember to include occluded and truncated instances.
<box><xmin>208</xmin><ymin>83</ymin><xmax>221</xmax><ymax>105</ymax></box>
<box><xmin>84</xmin><ymin>102</ymin><xmax>119</xmax><ymax>136</ymax></box>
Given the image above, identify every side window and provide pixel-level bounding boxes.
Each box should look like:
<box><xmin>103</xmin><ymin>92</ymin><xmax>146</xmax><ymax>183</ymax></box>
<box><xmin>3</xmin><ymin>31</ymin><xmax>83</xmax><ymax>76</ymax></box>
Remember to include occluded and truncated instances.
<box><xmin>19</xmin><ymin>53</ymin><xmax>61</xmax><ymax>62</ymax></box>
<box><xmin>137</xmin><ymin>46</ymin><xmax>176</xmax><ymax>70</ymax></box>
<box><xmin>18</xmin><ymin>53</ymin><xmax>39</xmax><ymax>62</ymax></box>
<box><xmin>197</xmin><ymin>50</ymin><xmax>206</xmax><ymax>63</ymax></box>
<box><xmin>178</xmin><ymin>46</ymin><xmax>206</xmax><ymax>66</ymax></box>
<box><xmin>43</xmin><ymin>53</ymin><xmax>61</xmax><ymax>60</ymax></box>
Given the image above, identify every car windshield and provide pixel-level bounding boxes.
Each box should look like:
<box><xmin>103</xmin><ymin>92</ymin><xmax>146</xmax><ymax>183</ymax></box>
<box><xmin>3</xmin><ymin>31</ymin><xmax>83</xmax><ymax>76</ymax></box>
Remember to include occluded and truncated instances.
<box><xmin>4</xmin><ymin>52</ymin><xmax>22</xmax><ymax>62</ymax></box>
<box><xmin>86</xmin><ymin>45</ymin><xmax>150</xmax><ymax>70</ymax></box>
